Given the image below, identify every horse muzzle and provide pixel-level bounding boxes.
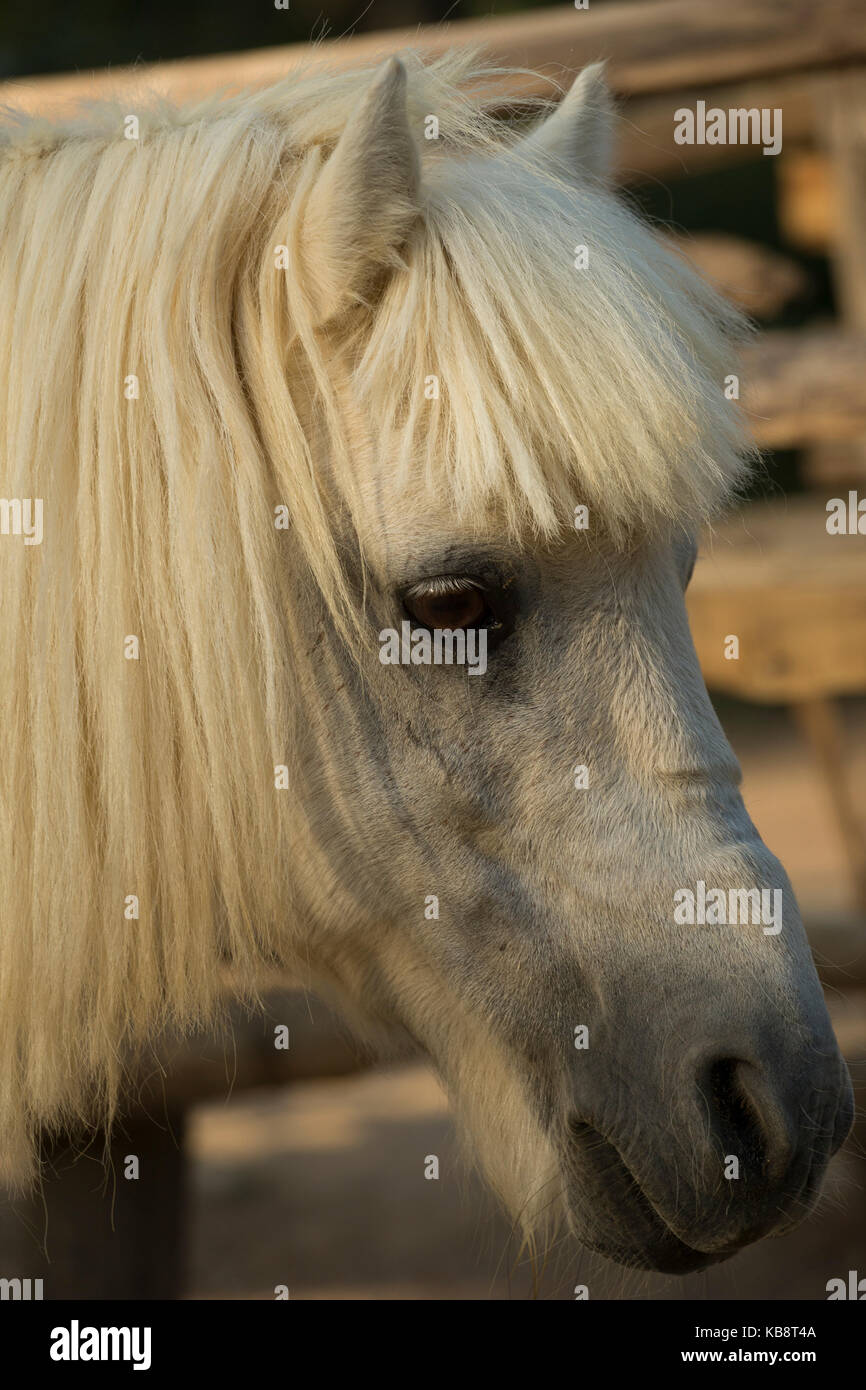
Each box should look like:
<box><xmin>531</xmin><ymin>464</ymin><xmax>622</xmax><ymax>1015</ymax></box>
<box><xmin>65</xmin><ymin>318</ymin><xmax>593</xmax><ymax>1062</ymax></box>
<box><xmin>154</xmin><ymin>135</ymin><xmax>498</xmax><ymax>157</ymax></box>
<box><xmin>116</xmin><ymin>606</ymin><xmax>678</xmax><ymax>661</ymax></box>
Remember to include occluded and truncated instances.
<box><xmin>562</xmin><ymin>1037</ymin><xmax>853</xmax><ymax>1274</ymax></box>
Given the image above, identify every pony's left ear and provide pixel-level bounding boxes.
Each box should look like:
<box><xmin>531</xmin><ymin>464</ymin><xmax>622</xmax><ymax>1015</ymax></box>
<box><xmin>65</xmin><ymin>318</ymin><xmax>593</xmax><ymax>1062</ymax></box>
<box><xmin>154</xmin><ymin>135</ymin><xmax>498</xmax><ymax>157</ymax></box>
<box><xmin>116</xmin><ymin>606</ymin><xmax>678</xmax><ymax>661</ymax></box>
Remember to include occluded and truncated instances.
<box><xmin>301</xmin><ymin>56</ymin><xmax>421</xmax><ymax>325</ymax></box>
<box><xmin>519</xmin><ymin>62</ymin><xmax>615</xmax><ymax>183</ymax></box>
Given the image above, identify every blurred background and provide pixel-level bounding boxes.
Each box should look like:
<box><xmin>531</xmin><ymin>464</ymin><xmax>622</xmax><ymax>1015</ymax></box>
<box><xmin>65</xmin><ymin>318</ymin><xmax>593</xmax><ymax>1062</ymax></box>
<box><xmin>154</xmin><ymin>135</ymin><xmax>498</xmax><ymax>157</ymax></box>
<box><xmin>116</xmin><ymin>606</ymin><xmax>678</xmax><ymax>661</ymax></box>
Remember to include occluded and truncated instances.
<box><xmin>0</xmin><ymin>0</ymin><xmax>864</xmax><ymax>1299</ymax></box>
<box><xmin>0</xmin><ymin>0</ymin><xmax>543</xmax><ymax>77</ymax></box>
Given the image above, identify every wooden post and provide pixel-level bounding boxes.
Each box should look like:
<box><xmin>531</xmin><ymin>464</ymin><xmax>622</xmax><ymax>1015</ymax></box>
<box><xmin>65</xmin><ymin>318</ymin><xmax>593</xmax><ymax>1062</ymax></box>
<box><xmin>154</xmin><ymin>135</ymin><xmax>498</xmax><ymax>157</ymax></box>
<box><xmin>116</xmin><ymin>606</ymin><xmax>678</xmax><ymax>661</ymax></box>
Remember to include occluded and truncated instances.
<box><xmin>792</xmin><ymin>697</ymin><xmax>866</xmax><ymax>916</ymax></box>
<box><xmin>811</xmin><ymin>72</ymin><xmax>866</xmax><ymax>486</ymax></box>
<box><xmin>824</xmin><ymin>73</ymin><xmax>866</xmax><ymax>327</ymax></box>
<box><xmin>0</xmin><ymin>990</ymin><xmax>369</xmax><ymax>1299</ymax></box>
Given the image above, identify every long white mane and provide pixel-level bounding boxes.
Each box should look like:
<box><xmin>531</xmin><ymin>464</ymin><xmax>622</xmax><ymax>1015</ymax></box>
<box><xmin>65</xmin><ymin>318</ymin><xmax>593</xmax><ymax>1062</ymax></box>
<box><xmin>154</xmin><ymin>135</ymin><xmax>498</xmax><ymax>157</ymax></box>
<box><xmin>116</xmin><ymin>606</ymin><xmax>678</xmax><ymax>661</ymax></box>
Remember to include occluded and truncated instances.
<box><xmin>0</xmin><ymin>51</ymin><xmax>750</xmax><ymax>1184</ymax></box>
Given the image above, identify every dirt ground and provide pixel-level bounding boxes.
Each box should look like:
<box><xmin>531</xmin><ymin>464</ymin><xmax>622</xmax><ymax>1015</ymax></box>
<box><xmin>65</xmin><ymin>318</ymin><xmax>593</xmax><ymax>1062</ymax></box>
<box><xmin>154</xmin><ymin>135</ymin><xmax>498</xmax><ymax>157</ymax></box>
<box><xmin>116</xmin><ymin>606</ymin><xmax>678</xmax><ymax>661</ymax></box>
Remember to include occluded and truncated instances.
<box><xmin>187</xmin><ymin>697</ymin><xmax>866</xmax><ymax>1300</ymax></box>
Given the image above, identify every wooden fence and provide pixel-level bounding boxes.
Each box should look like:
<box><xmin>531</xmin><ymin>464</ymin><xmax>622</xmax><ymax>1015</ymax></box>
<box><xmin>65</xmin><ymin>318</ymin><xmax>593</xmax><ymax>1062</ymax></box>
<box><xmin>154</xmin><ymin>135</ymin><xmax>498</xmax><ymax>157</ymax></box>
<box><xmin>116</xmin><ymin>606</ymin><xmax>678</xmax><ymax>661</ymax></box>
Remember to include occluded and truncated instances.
<box><xmin>1</xmin><ymin>0</ymin><xmax>864</xmax><ymax>1297</ymax></box>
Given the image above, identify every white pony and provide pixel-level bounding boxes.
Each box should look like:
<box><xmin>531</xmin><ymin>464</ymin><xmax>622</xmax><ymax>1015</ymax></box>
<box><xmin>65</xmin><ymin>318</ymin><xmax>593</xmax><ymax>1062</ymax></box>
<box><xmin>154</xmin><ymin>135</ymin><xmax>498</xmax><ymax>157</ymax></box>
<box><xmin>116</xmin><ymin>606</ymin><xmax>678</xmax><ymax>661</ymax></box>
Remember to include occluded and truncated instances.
<box><xmin>0</xmin><ymin>50</ymin><xmax>851</xmax><ymax>1272</ymax></box>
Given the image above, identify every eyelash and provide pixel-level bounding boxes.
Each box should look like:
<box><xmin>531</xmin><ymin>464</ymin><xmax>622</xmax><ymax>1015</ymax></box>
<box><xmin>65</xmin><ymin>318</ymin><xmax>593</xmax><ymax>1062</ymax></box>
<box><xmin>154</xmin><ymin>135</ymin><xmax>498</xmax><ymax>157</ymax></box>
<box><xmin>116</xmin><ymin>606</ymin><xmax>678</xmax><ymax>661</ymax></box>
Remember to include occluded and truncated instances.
<box><xmin>399</xmin><ymin>573</ymin><xmax>519</xmax><ymax>657</ymax></box>
<box><xmin>403</xmin><ymin>575</ymin><xmax>483</xmax><ymax>601</ymax></box>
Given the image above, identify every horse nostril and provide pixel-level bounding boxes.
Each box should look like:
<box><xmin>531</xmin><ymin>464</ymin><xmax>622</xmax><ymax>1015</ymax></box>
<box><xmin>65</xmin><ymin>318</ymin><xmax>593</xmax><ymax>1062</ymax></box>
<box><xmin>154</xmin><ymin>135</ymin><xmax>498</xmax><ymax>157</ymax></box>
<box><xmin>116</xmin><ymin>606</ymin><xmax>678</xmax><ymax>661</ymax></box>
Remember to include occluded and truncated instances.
<box><xmin>705</xmin><ymin>1058</ymin><xmax>773</xmax><ymax>1176</ymax></box>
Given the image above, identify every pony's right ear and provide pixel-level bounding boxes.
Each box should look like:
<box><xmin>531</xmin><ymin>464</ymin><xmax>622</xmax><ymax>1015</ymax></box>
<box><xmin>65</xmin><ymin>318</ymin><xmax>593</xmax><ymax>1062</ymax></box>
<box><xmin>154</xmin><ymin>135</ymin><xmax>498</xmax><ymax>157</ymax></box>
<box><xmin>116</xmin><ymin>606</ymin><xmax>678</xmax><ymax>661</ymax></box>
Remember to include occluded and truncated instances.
<box><xmin>301</xmin><ymin>56</ymin><xmax>421</xmax><ymax>325</ymax></box>
<box><xmin>518</xmin><ymin>62</ymin><xmax>615</xmax><ymax>184</ymax></box>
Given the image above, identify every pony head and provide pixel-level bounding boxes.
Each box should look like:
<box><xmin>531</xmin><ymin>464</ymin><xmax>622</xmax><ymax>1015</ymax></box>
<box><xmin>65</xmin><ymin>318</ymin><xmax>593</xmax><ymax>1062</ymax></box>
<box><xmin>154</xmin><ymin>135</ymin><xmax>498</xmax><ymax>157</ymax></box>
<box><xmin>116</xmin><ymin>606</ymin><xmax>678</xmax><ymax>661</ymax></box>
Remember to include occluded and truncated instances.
<box><xmin>0</xmin><ymin>52</ymin><xmax>852</xmax><ymax>1275</ymax></box>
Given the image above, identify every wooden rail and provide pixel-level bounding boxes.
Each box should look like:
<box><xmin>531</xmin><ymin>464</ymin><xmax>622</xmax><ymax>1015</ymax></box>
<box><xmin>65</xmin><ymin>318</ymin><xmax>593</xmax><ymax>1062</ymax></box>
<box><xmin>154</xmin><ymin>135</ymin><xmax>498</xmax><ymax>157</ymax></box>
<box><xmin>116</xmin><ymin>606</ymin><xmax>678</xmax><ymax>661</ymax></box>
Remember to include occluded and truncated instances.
<box><xmin>133</xmin><ymin>987</ymin><xmax>369</xmax><ymax>1109</ymax></box>
<box><xmin>4</xmin><ymin>0</ymin><xmax>866</xmax><ymax>110</ymax></box>
<box><xmin>2</xmin><ymin>1</ymin><xmax>865</xmax><ymax>184</ymax></box>
<box><xmin>742</xmin><ymin>330</ymin><xmax>866</xmax><ymax>449</ymax></box>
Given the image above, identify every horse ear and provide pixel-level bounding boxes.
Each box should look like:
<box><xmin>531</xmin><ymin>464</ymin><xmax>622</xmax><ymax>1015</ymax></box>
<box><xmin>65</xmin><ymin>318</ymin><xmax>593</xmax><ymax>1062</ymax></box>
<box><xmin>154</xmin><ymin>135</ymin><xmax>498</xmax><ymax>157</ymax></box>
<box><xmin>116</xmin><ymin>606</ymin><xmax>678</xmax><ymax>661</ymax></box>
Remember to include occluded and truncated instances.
<box><xmin>519</xmin><ymin>62</ymin><xmax>615</xmax><ymax>183</ymax></box>
<box><xmin>301</xmin><ymin>56</ymin><xmax>420</xmax><ymax>325</ymax></box>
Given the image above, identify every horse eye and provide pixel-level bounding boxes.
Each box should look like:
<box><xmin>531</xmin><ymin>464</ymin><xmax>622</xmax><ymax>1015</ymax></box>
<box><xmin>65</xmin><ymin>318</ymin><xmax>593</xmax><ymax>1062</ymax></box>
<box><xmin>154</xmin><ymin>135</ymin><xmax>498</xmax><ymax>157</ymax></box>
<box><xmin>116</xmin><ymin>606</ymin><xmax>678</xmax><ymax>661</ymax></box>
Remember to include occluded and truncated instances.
<box><xmin>403</xmin><ymin>581</ymin><xmax>492</xmax><ymax>631</ymax></box>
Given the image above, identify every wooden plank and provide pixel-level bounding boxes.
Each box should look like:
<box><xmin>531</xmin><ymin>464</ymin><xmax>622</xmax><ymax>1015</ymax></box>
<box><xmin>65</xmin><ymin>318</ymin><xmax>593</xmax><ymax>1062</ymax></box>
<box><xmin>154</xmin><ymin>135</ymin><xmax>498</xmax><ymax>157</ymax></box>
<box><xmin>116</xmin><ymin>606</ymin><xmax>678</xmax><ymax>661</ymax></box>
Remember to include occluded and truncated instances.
<box><xmin>618</xmin><ymin>73</ymin><xmax>823</xmax><ymax>182</ymax></box>
<box><xmin>741</xmin><ymin>330</ymin><xmax>866</xmax><ymax>449</ymax></box>
<box><xmin>0</xmin><ymin>986</ymin><xmax>371</xmax><ymax>1299</ymax></box>
<box><xmin>687</xmin><ymin>496</ymin><xmax>866</xmax><ymax>703</ymax></box>
<box><xmin>823</xmin><ymin>70</ymin><xmax>866</xmax><ymax>327</ymax></box>
<box><xmin>777</xmin><ymin>149</ymin><xmax>837</xmax><ymax>252</ymax></box>
<box><xmin>793</xmin><ymin>699</ymin><xmax>866</xmax><ymax>914</ymax></box>
<box><xmin>1</xmin><ymin>14</ymin><xmax>859</xmax><ymax>185</ymax></box>
<box><xmin>803</xmin><ymin>441</ymin><xmax>866</xmax><ymax>489</ymax></box>
<box><xmin>133</xmin><ymin>988</ymin><xmax>368</xmax><ymax>1109</ymax></box>
<box><xmin>797</xmin><ymin>70</ymin><xmax>866</xmax><ymax>499</ymax></box>
<box><xmin>665</xmin><ymin>232</ymin><xmax>807</xmax><ymax>318</ymax></box>
<box><xmin>2</xmin><ymin>0</ymin><xmax>865</xmax><ymax>119</ymax></box>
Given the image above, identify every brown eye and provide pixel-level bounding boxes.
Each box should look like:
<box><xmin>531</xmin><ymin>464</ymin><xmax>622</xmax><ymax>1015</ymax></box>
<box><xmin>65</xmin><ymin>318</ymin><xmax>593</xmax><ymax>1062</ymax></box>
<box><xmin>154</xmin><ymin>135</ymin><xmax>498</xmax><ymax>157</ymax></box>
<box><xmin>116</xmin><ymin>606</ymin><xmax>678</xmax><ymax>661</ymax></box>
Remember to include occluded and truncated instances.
<box><xmin>403</xmin><ymin>581</ymin><xmax>491</xmax><ymax>631</ymax></box>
